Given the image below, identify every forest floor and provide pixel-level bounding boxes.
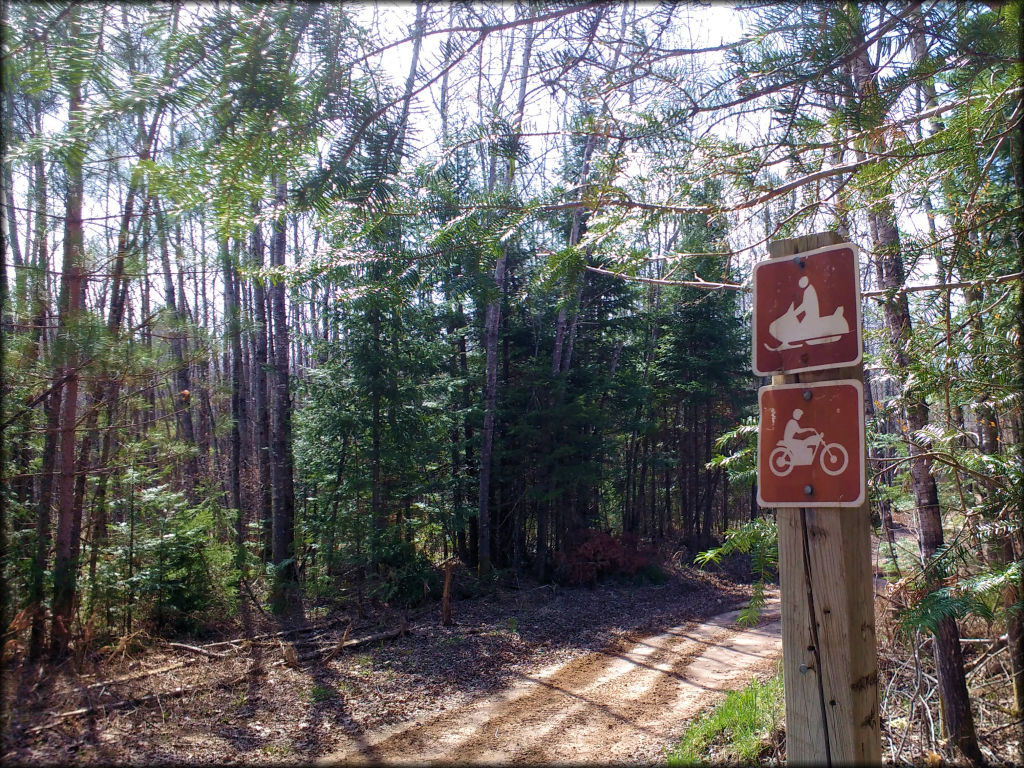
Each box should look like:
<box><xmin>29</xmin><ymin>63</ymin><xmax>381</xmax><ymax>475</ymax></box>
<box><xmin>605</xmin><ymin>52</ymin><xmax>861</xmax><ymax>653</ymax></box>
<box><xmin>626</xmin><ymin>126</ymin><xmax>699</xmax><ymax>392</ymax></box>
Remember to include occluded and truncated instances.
<box><xmin>319</xmin><ymin>600</ymin><xmax>781</xmax><ymax>765</ymax></box>
<box><xmin>6</xmin><ymin>529</ymin><xmax>1017</xmax><ymax>766</ymax></box>
<box><xmin>3</xmin><ymin>565</ymin><xmax>771</xmax><ymax>766</ymax></box>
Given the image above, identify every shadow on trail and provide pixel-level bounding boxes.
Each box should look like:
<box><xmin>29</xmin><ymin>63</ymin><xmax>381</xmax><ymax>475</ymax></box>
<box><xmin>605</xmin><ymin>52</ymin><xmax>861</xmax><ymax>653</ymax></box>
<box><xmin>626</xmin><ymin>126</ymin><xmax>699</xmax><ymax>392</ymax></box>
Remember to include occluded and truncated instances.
<box><xmin>292</xmin><ymin>649</ymin><xmax>380</xmax><ymax>760</ymax></box>
<box><xmin>369</xmin><ymin>569</ymin><xmax>748</xmax><ymax>698</ymax></box>
<box><xmin>347</xmin><ymin>596</ymin><xmax>782</xmax><ymax>765</ymax></box>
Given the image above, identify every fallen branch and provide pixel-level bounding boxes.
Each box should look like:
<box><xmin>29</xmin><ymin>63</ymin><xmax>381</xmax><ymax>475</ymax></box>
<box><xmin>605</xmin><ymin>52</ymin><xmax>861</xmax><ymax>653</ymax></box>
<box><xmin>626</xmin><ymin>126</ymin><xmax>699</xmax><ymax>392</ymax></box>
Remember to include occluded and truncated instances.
<box><xmin>322</xmin><ymin>621</ymin><xmax>354</xmax><ymax>662</ymax></box>
<box><xmin>82</xmin><ymin>660</ymin><xmax>189</xmax><ymax>690</ymax></box>
<box><xmin>200</xmin><ymin>616</ymin><xmax>345</xmax><ymax>649</ymax></box>
<box><xmin>199</xmin><ymin>639</ymin><xmax>248</xmax><ymax>651</ymax></box>
<box><xmin>980</xmin><ymin>718</ymin><xmax>1024</xmax><ymax>736</ymax></box>
<box><xmin>240</xmin><ymin>577</ymin><xmax>271</xmax><ymax>617</ymax></box>
<box><xmin>344</xmin><ymin>624</ymin><xmax>409</xmax><ymax>649</ymax></box>
<box><xmin>81</xmin><ymin>643</ymin><xmax>230</xmax><ymax>693</ymax></box>
<box><xmin>307</xmin><ymin>624</ymin><xmax>408</xmax><ymax>664</ymax></box>
<box><xmin>201</xmin><ymin>638</ymin><xmax>250</xmax><ymax>650</ymax></box>
<box><xmin>164</xmin><ymin>641</ymin><xmax>230</xmax><ymax>660</ymax></box>
<box><xmin>290</xmin><ymin>627</ymin><xmax>356</xmax><ymax>648</ymax></box>
<box><xmin>28</xmin><ymin>674</ymin><xmax>246</xmax><ymax>733</ymax></box>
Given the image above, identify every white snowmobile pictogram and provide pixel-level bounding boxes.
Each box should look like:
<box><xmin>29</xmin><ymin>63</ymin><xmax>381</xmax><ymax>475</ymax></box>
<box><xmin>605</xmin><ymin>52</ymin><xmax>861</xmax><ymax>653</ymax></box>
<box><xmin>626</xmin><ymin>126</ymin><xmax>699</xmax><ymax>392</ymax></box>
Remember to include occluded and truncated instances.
<box><xmin>764</xmin><ymin>275</ymin><xmax>850</xmax><ymax>352</ymax></box>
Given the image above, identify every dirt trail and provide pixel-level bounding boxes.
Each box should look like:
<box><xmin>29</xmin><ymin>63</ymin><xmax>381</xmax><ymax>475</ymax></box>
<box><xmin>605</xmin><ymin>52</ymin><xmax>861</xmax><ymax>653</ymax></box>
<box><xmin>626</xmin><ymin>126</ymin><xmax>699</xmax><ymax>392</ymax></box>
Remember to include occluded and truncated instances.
<box><xmin>322</xmin><ymin>599</ymin><xmax>782</xmax><ymax>765</ymax></box>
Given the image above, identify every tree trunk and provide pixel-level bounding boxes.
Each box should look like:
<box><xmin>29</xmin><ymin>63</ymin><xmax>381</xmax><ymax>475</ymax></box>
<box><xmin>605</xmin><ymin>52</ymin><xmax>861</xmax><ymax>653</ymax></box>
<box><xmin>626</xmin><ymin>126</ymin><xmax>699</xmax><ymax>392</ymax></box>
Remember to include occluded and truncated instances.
<box><xmin>25</xmin><ymin>145</ymin><xmax>54</xmax><ymax>661</ymax></box>
<box><xmin>848</xmin><ymin>20</ymin><xmax>981</xmax><ymax>762</ymax></box>
<box><xmin>477</xmin><ymin>249</ymin><xmax>504</xmax><ymax>576</ymax></box>
<box><xmin>30</xmin><ymin>391</ymin><xmax>60</xmax><ymax>660</ymax></box>
<box><xmin>967</xmin><ymin>289</ymin><xmax>1024</xmax><ymax>764</ymax></box>
<box><xmin>220</xmin><ymin>239</ymin><xmax>246</xmax><ymax>542</ymax></box>
<box><xmin>269</xmin><ymin>179</ymin><xmax>297</xmax><ymax>613</ymax></box>
<box><xmin>155</xmin><ymin>198</ymin><xmax>197</xmax><ymax>500</ymax></box>
<box><xmin>1</xmin><ymin>93</ymin><xmax>24</xmax><ymax>323</ymax></box>
<box><xmin>250</xmin><ymin>212</ymin><xmax>273</xmax><ymax>561</ymax></box>
<box><xmin>86</xmin><ymin>393</ymin><xmax>119</xmax><ymax>622</ymax></box>
<box><xmin>877</xmin><ymin>164</ymin><xmax>982</xmax><ymax>768</ymax></box>
<box><xmin>477</xmin><ymin>10</ymin><xmax>536</xmax><ymax>576</ymax></box>
<box><xmin>50</xmin><ymin>47</ymin><xmax>86</xmax><ymax>657</ymax></box>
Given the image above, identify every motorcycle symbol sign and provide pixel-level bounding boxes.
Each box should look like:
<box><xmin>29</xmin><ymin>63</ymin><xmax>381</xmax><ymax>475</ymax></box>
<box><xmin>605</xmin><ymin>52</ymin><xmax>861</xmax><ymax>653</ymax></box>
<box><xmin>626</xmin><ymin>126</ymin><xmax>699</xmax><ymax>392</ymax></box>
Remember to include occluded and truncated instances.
<box><xmin>768</xmin><ymin>408</ymin><xmax>849</xmax><ymax>477</ymax></box>
<box><xmin>752</xmin><ymin>243</ymin><xmax>862</xmax><ymax>376</ymax></box>
<box><xmin>757</xmin><ymin>381</ymin><xmax>865</xmax><ymax>507</ymax></box>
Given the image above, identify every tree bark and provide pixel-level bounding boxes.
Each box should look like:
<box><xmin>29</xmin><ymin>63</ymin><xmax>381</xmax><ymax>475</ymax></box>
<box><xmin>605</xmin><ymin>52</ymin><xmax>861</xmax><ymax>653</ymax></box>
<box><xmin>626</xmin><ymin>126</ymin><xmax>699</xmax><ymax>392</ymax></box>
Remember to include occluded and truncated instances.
<box><xmin>250</xmin><ymin>211</ymin><xmax>273</xmax><ymax>561</ymax></box>
<box><xmin>25</xmin><ymin>138</ymin><xmax>53</xmax><ymax>662</ymax></box>
<box><xmin>30</xmin><ymin>391</ymin><xmax>60</xmax><ymax>660</ymax></box>
<box><xmin>477</xmin><ymin>251</ymin><xmax>504</xmax><ymax>576</ymax></box>
<box><xmin>155</xmin><ymin>198</ymin><xmax>197</xmax><ymax>500</ymax></box>
<box><xmin>478</xmin><ymin>10</ymin><xmax>535</xmax><ymax>576</ymax></box>
<box><xmin>220</xmin><ymin>239</ymin><xmax>246</xmax><ymax>538</ymax></box>
<box><xmin>50</xmin><ymin>33</ymin><xmax>86</xmax><ymax>656</ymax></box>
<box><xmin>269</xmin><ymin>179</ymin><xmax>297</xmax><ymax>613</ymax></box>
<box><xmin>967</xmin><ymin>289</ymin><xmax>1024</xmax><ymax>765</ymax></box>
<box><xmin>848</xmin><ymin>17</ymin><xmax>982</xmax><ymax>762</ymax></box>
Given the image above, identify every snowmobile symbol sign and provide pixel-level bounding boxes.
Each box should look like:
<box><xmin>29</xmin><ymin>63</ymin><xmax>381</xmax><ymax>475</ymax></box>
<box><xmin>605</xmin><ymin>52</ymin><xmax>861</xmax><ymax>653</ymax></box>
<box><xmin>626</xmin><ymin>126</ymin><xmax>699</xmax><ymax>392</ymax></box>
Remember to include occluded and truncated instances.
<box><xmin>752</xmin><ymin>243</ymin><xmax>862</xmax><ymax>376</ymax></box>
<box><xmin>757</xmin><ymin>381</ymin><xmax>865</xmax><ymax>507</ymax></box>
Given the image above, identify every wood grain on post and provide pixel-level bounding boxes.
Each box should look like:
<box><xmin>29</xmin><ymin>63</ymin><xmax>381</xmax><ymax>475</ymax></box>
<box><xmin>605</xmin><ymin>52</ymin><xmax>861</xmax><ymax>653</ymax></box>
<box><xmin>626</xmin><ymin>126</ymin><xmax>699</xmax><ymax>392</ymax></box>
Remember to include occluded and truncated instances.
<box><xmin>766</xmin><ymin>233</ymin><xmax>880</xmax><ymax>765</ymax></box>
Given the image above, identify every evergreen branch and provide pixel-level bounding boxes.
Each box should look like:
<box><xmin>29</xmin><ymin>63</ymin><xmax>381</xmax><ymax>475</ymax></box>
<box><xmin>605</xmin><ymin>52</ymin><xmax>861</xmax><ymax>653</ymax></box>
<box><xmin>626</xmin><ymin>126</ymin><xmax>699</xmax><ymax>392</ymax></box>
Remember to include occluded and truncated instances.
<box><xmin>863</xmin><ymin>271</ymin><xmax>1024</xmax><ymax>298</ymax></box>
<box><xmin>585</xmin><ymin>264</ymin><xmax>745</xmax><ymax>291</ymax></box>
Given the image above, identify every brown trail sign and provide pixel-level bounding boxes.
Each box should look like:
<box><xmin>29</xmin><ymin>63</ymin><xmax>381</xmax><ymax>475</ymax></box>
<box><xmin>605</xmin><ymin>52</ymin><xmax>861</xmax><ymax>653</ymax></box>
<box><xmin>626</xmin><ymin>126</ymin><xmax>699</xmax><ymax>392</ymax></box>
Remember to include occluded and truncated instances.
<box><xmin>758</xmin><ymin>381</ymin><xmax>865</xmax><ymax>508</ymax></box>
<box><xmin>757</xmin><ymin>233</ymin><xmax>880</xmax><ymax>766</ymax></box>
<box><xmin>753</xmin><ymin>242</ymin><xmax>862</xmax><ymax>376</ymax></box>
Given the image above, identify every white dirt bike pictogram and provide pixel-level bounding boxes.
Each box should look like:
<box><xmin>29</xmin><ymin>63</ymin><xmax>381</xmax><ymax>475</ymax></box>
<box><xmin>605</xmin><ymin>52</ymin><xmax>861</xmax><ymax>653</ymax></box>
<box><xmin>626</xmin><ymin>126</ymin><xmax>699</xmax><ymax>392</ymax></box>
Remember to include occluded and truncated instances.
<box><xmin>769</xmin><ymin>408</ymin><xmax>849</xmax><ymax>478</ymax></box>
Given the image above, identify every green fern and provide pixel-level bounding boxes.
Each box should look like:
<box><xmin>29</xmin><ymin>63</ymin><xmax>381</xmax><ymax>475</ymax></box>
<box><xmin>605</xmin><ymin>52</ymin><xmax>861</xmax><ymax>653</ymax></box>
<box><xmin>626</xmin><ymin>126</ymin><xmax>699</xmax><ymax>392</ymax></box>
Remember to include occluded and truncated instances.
<box><xmin>696</xmin><ymin>518</ymin><xmax>778</xmax><ymax>626</ymax></box>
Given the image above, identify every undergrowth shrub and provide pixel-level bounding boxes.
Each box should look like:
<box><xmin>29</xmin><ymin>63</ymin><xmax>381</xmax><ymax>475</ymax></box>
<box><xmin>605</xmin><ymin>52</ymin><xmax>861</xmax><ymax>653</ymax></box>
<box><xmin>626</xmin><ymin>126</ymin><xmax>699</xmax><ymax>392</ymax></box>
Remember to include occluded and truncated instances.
<box><xmin>371</xmin><ymin>534</ymin><xmax>440</xmax><ymax>607</ymax></box>
<box><xmin>115</xmin><ymin>487</ymin><xmax>240</xmax><ymax>636</ymax></box>
<box><xmin>553</xmin><ymin>529</ymin><xmax>661</xmax><ymax>586</ymax></box>
<box><xmin>134</xmin><ymin>497</ymin><xmax>238</xmax><ymax>635</ymax></box>
<box><xmin>696</xmin><ymin>518</ymin><xmax>778</xmax><ymax>626</ymax></box>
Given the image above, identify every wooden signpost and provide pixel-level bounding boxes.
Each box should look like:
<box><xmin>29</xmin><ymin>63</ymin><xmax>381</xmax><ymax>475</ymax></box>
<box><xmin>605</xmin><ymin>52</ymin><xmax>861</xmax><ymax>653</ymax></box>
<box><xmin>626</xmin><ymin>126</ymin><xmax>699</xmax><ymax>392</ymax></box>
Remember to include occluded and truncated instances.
<box><xmin>756</xmin><ymin>233</ymin><xmax>880</xmax><ymax>765</ymax></box>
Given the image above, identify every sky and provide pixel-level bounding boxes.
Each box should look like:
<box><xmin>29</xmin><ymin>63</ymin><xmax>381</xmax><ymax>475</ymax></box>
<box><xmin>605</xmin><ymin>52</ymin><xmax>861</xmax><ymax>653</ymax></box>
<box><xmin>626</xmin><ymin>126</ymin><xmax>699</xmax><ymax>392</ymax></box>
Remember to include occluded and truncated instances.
<box><xmin>4</xmin><ymin>1</ymin><xmax>947</xmax><ymax>318</ymax></box>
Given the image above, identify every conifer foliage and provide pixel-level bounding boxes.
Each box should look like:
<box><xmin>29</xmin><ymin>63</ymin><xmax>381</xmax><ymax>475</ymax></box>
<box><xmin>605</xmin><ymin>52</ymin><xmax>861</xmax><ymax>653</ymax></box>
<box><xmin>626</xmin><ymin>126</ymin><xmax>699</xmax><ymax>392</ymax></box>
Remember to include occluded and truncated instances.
<box><xmin>1</xmin><ymin>3</ymin><xmax>1019</xmax><ymax>762</ymax></box>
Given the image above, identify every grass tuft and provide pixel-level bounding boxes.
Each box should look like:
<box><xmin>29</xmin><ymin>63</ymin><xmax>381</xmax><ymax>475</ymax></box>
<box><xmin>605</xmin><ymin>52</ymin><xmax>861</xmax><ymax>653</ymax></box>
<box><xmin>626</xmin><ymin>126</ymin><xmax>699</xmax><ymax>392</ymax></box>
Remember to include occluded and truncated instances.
<box><xmin>666</xmin><ymin>669</ymin><xmax>784</xmax><ymax>766</ymax></box>
<box><xmin>310</xmin><ymin>683</ymin><xmax>339</xmax><ymax>703</ymax></box>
